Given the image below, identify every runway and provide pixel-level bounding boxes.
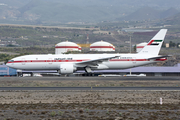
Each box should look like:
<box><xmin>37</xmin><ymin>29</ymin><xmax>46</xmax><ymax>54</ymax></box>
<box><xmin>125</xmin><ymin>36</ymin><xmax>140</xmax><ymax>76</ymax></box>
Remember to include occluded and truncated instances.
<box><xmin>0</xmin><ymin>76</ymin><xmax>180</xmax><ymax>81</ymax></box>
<box><xmin>0</xmin><ymin>87</ymin><xmax>180</xmax><ymax>90</ymax></box>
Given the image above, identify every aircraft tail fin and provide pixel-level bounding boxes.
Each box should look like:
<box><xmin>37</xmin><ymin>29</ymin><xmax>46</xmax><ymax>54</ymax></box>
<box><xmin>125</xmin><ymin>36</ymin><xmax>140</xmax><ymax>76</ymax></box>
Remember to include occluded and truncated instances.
<box><xmin>138</xmin><ymin>29</ymin><xmax>167</xmax><ymax>56</ymax></box>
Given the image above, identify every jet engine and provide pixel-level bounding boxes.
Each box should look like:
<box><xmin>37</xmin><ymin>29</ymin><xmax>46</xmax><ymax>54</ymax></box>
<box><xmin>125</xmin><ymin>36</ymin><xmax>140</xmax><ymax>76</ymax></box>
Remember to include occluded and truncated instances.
<box><xmin>59</xmin><ymin>63</ymin><xmax>76</xmax><ymax>74</ymax></box>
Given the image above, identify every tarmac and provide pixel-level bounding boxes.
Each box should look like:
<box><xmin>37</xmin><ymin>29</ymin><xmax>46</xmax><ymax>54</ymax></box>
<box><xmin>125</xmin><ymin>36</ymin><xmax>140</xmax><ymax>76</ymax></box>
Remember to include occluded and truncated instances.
<box><xmin>0</xmin><ymin>76</ymin><xmax>180</xmax><ymax>81</ymax></box>
<box><xmin>0</xmin><ymin>86</ymin><xmax>179</xmax><ymax>90</ymax></box>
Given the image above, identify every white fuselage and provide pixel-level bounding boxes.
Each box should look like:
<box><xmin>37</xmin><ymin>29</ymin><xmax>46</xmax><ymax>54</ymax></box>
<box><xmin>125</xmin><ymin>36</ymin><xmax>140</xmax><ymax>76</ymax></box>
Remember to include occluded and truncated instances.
<box><xmin>6</xmin><ymin>53</ymin><xmax>165</xmax><ymax>71</ymax></box>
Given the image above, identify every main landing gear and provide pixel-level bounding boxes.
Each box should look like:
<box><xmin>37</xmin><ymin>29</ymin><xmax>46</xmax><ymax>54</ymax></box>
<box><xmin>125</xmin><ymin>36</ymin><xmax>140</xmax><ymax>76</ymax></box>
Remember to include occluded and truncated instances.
<box><xmin>83</xmin><ymin>67</ymin><xmax>94</xmax><ymax>76</ymax></box>
<box><xmin>17</xmin><ymin>72</ymin><xmax>23</xmax><ymax>77</ymax></box>
<box><xmin>82</xmin><ymin>73</ymin><xmax>94</xmax><ymax>76</ymax></box>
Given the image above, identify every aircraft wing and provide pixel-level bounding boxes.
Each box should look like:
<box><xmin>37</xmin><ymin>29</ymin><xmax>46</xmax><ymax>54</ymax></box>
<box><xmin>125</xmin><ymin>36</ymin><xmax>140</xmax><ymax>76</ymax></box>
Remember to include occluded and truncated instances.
<box><xmin>147</xmin><ymin>55</ymin><xmax>171</xmax><ymax>60</ymax></box>
<box><xmin>75</xmin><ymin>56</ymin><xmax>119</xmax><ymax>66</ymax></box>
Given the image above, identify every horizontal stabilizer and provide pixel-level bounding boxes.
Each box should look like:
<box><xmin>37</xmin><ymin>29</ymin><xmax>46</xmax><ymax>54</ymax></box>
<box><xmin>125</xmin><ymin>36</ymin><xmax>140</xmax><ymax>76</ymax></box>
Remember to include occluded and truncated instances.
<box><xmin>147</xmin><ymin>55</ymin><xmax>172</xmax><ymax>60</ymax></box>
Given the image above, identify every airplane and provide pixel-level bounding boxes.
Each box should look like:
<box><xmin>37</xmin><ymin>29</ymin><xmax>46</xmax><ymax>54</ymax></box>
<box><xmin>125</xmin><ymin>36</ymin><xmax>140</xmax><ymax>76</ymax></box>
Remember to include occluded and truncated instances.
<box><xmin>6</xmin><ymin>29</ymin><xmax>169</xmax><ymax>76</ymax></box>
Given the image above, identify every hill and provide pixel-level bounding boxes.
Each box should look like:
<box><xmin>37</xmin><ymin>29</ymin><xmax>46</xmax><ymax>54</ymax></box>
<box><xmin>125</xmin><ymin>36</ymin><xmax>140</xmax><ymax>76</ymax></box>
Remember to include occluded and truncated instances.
<box><xmin>17</xmin><ymin>0</ymin><xmax>123</xmax><ymax>23</ymax></box>
<box><xmin>0</xmin><ymin>0</ymin><xmax>180</xmax><ymax>24</ymax></box>
<box><xmin>160</xmin><ymin>8</ymin><xmax>179</xmax><ymax>19</ymax></box>
<box><xmin>119</xmin><ymin>7</ymin><xmax>160</xmax><ymax>21</ymax></box>
<box><xmin>163</xmin><ymin>12</ymin><xmax>180</xmax><ymax>25</ymax></box>
<box><xmin>118</xmin><ymin>7</ymin><xmax>179</xmax><ymax>21</ymax></box>
<box><xmin>0</xmin><ymin>0</ymin><xmax>31</xmax><ymax>7</ymax></box>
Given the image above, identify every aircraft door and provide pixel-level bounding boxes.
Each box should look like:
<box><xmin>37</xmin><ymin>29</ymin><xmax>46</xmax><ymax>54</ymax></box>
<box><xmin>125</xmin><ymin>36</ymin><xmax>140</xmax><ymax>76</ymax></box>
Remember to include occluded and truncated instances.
<box><xmin>22</xmin><ymin>58</ymin><xmax>26</xmax><ymax>65</ymax></box>
<box><xmin>48</xmin><ymin>58</ymin><xmax>53</xmax><ymax>65</ymax></box>
<box><xmin>132</xmin><ymin>57</ymin><xmax>136</xmax><ymax>66</ymax></box>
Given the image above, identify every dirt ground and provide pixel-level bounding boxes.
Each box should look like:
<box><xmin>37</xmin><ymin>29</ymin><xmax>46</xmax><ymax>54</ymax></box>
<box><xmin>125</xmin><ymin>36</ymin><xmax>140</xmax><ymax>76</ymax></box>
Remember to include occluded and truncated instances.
<box><xmin>0</xmin><ymin>90</ymin><xmax>179</xmax><ymax>120</ymax></box>
<box><xmin>0</xmin><ymin>103</ymin><xmax>179</xmax><ymax>120</ymax></box>
<box><xmin>0</xmin><ymin>77</ymin><xmax>180</xmax><ymax>119</ymax></box>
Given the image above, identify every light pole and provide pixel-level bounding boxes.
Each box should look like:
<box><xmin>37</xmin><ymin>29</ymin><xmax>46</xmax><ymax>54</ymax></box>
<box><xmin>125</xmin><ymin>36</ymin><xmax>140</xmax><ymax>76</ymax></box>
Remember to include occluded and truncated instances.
<box><xmin>130</xmin><ymin>35</ymin><xmax>131</xmax><ymax>53</ymax></box>
<box><xmin>129</xmin><ymin>34</ymin><xmax>132</xmax><ymax>75</ymax></box>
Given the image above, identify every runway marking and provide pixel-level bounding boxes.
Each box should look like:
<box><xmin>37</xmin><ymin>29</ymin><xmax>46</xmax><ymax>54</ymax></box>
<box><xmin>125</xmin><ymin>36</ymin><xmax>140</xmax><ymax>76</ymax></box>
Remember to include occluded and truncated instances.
<box><xmin>0</xmin><ymin>87</ymin><xmax>180</xmax><ymax>91</ymax></box>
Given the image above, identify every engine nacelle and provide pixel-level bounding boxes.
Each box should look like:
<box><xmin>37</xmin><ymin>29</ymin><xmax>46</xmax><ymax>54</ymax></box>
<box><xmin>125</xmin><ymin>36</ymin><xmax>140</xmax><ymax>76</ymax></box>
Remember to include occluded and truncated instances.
<box><xmin>59</xmin><ymin>64</ymin><xmax>76</xmax><ymax>74</ymax></box>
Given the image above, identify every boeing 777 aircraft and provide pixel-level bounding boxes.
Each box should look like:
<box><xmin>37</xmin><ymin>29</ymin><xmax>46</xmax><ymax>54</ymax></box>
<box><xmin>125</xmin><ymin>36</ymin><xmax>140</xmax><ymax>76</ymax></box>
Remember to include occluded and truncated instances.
<box><xmin>6</xmin><ymin>29</ymin><xmax>169</xmax><ymax>75</ymax></box>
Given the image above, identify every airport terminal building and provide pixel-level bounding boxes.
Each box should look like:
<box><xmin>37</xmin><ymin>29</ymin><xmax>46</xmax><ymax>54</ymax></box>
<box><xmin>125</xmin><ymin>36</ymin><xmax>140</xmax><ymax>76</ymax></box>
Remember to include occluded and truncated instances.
<box><xmin>0</xmin><ymin>64</ymin><xmax>16</xmax><ymax>76</ymax></box>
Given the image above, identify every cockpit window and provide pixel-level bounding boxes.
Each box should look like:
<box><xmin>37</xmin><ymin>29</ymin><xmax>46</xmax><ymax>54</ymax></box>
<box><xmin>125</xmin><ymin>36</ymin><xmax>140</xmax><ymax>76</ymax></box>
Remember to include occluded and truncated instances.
<box><xmin>8</xmin><ymin>60</ymin><xmax>14</xmax><ymax>62</ymax></box>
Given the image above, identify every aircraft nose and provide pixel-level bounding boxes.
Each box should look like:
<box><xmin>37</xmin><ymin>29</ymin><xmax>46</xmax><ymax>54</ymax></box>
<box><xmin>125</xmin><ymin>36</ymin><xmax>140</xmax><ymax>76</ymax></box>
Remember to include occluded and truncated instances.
<box><xmin>6</xmin><ymin>60</ymin><xmax>14</xmax><ymax>67</ymax></box>
<box><xmin>6</xmin><ymin>62</ymin><xmax>11</xmax><ymax>67</ymax></box>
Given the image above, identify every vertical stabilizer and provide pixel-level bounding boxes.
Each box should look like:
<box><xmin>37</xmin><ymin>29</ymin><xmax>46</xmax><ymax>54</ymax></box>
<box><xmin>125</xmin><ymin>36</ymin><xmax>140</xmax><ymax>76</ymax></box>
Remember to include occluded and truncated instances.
<box><xmin>138</xmin><ymin>29</ymin><xmax>167</xmax><ymax>56</ymax></box>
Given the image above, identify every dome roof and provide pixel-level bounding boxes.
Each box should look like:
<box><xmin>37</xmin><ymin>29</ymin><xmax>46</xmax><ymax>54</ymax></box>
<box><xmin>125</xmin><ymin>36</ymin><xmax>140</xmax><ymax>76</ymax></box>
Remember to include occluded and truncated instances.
<box><xmin>55</xmin><ymin>41</ymin><xmax>81</xmax><ymax>54</ymax></box>
<box><xmin>136</xmin><ymin>42</ymin><xmax>147</xmax><ymax>49</ymax></box>
<box><xmin>137</xmin><ymin>42</ymin><xmax>147</xmax><ymax>46</ymax></box>
<box><xmin>56</xmin><ymin>41</ymin><xmax>79</xmax><ymax>47</ymax></box>
<box><xmin>136</xmin><ymin>42</ymin><xmax>147</xmax><ymax>53</ymax></box>
<box><xmin>90</xmin><ymin>40</ymin><xmax>115</xmax><ymax>51</ymax></box>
